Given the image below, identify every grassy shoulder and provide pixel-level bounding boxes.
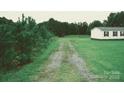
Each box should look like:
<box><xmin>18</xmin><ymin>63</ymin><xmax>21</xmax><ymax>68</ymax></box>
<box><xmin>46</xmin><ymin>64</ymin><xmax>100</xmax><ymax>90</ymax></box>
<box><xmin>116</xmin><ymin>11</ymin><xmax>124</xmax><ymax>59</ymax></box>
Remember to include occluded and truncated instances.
<box><xmin>0</xmin><ymin>37</ymin><xmax>59</xmax><ymax>82</ymax></box>
<box><xmin>67</xmin><ymin>35</ymin><xmax>124</xmax><ymax>81</ymax></box>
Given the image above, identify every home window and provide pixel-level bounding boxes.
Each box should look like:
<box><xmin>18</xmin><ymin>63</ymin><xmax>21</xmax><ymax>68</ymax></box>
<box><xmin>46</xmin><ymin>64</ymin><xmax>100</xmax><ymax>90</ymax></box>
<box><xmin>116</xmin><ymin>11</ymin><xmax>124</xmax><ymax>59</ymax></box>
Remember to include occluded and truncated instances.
<box><xmin>113</xmin><ymin>31</ymin><xmax>118</xmax><ymax>36</ymax></box>
<box><xmin>120</xmin><ymin>31</ymin><xmax>124</xmax><ymax>36</ymax></box>
<box><xmin>104</xmin><ymin>31</ymin><xmax>109</xmax><ymax>37</ymax></box>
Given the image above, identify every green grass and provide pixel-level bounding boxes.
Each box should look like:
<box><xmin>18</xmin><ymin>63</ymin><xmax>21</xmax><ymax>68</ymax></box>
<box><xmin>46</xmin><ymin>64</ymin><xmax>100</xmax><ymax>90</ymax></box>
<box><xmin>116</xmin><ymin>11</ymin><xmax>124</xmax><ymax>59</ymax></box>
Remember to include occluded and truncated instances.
<box><xmin>1</xmin><ymin>35</ymin><xmax>124</xmax><ymax>82</ymax></box>
<box><xmin>0</xmin><ymin>37</ymin><xmax>59</xmax><ymax>82</ymax></box>
<box><xmin>67</xmin><ymin>35</ymin><xmax>124</xmax><ymax>81</ymax></box>
<box><xmin>56</xmin><ymin>62</ymin><xmax>84</xmax><ymax>82</ymax></box>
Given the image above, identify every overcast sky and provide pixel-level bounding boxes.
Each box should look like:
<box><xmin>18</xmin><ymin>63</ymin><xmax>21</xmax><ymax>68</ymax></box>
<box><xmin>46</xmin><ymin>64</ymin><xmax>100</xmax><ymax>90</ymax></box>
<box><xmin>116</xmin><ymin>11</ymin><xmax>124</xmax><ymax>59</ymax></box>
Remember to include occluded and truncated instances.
<box><xmin>0</xmin><ymin>11</ymin><xmax>112</xmax><ymax>24</ymax></box>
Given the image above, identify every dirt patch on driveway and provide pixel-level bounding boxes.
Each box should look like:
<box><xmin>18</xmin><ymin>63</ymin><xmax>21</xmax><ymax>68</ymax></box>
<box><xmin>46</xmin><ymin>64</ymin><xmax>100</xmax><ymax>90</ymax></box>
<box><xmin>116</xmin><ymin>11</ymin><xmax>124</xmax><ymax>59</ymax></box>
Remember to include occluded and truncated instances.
<box><xmin>33</xmin><ymin>38</ymin><xmax>95</xmax><ymax>82</ymax></box>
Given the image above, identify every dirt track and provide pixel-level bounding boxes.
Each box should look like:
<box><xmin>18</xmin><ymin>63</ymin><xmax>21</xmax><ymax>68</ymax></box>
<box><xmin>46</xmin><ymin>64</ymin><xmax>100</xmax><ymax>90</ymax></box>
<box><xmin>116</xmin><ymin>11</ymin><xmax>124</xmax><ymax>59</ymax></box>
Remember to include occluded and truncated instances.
<box><xmin>33</xmin><ymin>38</ymin><xmax>94</xmax><ymax>82</ymax></box>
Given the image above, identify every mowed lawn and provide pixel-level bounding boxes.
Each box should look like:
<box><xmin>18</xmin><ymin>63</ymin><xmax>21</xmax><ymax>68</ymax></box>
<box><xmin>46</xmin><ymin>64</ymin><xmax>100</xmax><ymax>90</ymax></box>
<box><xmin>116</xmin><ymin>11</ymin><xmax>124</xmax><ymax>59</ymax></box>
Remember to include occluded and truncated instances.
<box><xmin>67</xmin><ymin>35</ymin><xmax>124</xmax><ymax>81</ymax></box>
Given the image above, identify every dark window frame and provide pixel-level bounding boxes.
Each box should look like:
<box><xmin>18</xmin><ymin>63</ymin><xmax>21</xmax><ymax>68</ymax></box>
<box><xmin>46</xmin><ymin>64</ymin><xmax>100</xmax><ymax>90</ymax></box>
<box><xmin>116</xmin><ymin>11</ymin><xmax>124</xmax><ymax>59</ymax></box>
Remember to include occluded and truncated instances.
<box><xmin>120</xmin><ymin>31</ymin><xmax>124</xmax><ymax>36</ymax></box>
<box><xmin>113</xmin><ymin>31</ymin><xmax>118</xmax><ymax>36</ymax></box>
<box><xmin>104</xmin><ymin>31</ymin><xmax>109</xmax><ymax>37</ymax></box>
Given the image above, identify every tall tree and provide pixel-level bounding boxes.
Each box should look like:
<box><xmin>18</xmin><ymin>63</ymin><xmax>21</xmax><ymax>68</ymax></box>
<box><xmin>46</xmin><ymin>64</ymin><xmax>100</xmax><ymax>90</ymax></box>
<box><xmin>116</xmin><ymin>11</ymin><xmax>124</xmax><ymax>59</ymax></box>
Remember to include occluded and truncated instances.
<box><xmin>106</xmin><ymin>11</ymin><xmax>124</xmax><ymax>27</ymax></box>
<box><xmin>87</xmin><ymin>20</ymin><xmax>103</xmax><ymax>35</ymax></box>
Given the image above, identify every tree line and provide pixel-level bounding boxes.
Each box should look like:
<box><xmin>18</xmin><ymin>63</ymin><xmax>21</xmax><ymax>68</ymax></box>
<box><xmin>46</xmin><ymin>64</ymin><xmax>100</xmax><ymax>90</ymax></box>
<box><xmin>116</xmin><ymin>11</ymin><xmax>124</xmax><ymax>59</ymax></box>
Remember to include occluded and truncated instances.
<box><xmin>0</xmin><ymin>11</ymin><xmax>124</xmax><ymax>69</ymax></box>
<box><xmin>41</xmin><ymin>11</ymin><xmax>124</xmax><ymax>36</ymax></box>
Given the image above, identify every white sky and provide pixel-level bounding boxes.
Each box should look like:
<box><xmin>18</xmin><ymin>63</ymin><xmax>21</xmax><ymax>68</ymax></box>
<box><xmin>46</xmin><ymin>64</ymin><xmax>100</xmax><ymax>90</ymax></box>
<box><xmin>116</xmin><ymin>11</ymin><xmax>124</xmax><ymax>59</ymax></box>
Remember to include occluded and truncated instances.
<box><xmin>0</xmin><ymin>11</ymin><xmax>112</xmax><ymax>24</ymax></box>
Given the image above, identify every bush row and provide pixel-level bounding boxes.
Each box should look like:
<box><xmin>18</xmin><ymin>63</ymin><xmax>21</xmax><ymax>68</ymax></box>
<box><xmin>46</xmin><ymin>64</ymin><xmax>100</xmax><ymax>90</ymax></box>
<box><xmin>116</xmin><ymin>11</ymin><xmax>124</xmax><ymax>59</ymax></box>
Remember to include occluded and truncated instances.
<box><xmin>0</xmin><ymin>14</ymin><xmax>53</xmax><ymax>69</ymax></box>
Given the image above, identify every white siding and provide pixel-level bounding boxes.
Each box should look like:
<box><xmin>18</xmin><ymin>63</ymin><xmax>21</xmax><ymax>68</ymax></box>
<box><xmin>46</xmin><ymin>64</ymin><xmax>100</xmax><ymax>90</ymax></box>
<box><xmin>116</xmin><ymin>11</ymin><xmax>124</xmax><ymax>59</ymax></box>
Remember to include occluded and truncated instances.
<box><xmin>91</xmin><ymin>28</ymin><xmax>124</xmax><ymax>39</ymax></box>
<box><xmin>91</xmin><ymin>28</ymin><xmax>103</xmax><ymax>39</ymax></box>
<box><xmin>101</xmin><ymin>31</ymin><xmax>124</xmax><ymax>39</ymax></box>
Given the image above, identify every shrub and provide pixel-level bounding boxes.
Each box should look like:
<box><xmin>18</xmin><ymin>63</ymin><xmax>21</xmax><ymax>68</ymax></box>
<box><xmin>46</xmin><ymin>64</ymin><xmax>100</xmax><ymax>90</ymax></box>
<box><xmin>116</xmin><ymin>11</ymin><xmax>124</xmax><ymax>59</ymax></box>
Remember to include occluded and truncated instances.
<box><xmin>0</xmin><ymin>14</ymin><xmax>54</xmax><ymax>69</ymax></box>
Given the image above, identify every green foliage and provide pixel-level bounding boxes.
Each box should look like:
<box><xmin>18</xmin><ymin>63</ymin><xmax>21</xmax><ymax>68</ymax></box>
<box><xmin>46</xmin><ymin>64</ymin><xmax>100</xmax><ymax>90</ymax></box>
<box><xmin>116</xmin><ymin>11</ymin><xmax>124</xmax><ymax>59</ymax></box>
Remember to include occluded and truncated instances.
<box><xmin>15</xmin><ymin>15</ymin><xmax>36</xmax><ymax>64</ymax></box>
<box><xmin>43</xmin><ymin>18</ymin><xmax>89</xmax><ymax>37</ymax></box>
<box><xmin>0</xmin><ymin>24</ymin><xmax>16</xmax><ymax>68</ymax></box>
<box><xmin>0</xmin><ymin>14</ymin><xmax>54</xmax><ymax>69</ymax></box>
<box><xmin>87</xmin><ymin>20</ymin><xmax>103</xmax><ymax>35</ymax></box>
<box><xmin>0</xmin><ymin>38</ymin><xmax>59</xmax><ymax>81</ymax></box>
<box><xmin>105</xmin><ymin>11</ymin><xmax>124</xmax><ymax>27</ymax></box>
